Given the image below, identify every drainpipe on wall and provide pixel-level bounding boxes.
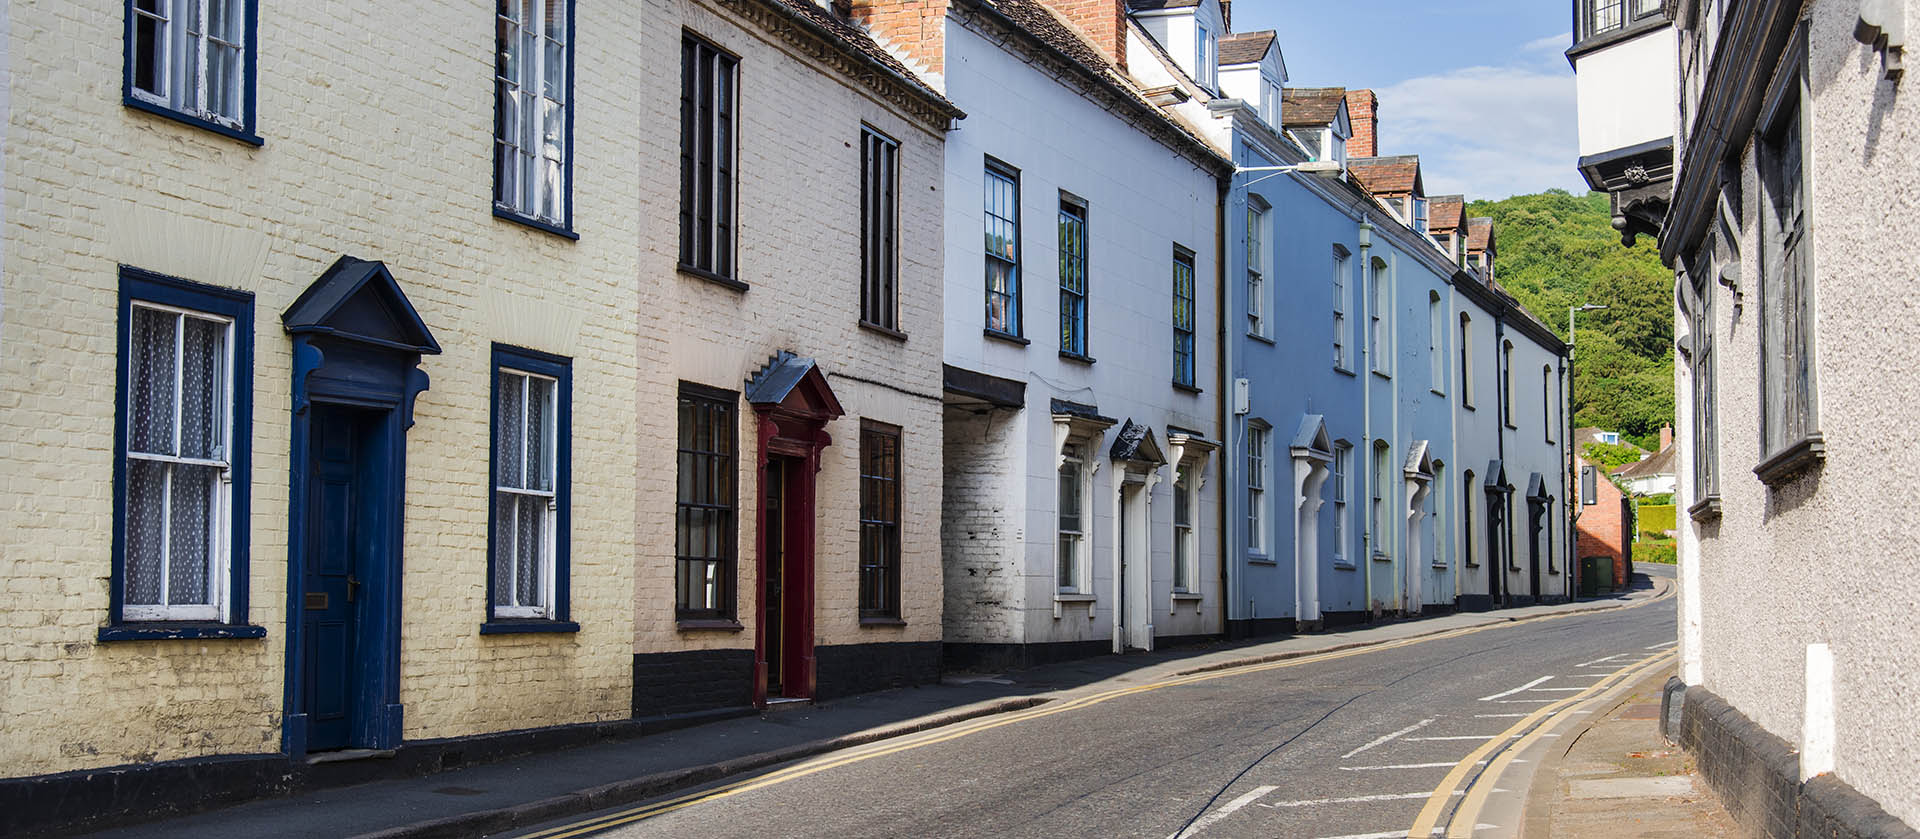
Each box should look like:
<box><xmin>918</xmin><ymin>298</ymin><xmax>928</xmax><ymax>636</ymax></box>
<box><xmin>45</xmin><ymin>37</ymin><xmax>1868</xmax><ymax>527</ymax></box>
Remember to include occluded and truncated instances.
<box><xmin>1356</xmin><ymin>218</ymin><xmax>1374</xmax><ymax>614</ymax></box>
<box><xmin>1494</xmin><ymin>313</ymin><xmax>1508</xmax><ymax>601</ymax></box>
<box><xmin>1216</xmin><ymin>175</ymin><xmax>1231</xmax><ymax>637</ymax></box>
<box><xmin>1448</xmin><ymin>280</ymin><xmax>1463</xmax><ymax>602</ymax></box>
<box><xmin>1388</xmin><ymin>254</ymin><xmax>1403</xmax><ymax>615</ymax></box>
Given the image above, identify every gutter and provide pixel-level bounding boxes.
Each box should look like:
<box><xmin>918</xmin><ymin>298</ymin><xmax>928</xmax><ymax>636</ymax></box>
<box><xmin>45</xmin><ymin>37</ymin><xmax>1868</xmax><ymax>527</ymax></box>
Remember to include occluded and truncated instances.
<box><xmin>1357</xmin><ymin>218</ymin><xmax>1374</xmax><ymax>614</ymax></box>
<box><xmin>1215</xmin><ymin>175</ymin><xmax>1231</xmax><ymax>636</ymax></box>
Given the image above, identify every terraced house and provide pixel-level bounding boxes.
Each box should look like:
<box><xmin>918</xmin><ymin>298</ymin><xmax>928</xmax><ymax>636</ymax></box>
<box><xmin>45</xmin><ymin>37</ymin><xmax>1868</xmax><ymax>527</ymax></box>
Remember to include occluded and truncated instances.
<box><xmin>855</xmin><ymin>0</ymin><xmax>1233</xmax><ymax>665</ymax></box>
<box><xmin>0</xmin><ymin>0</ymin><xmax>956</xmax><ymax>831</ymax></box>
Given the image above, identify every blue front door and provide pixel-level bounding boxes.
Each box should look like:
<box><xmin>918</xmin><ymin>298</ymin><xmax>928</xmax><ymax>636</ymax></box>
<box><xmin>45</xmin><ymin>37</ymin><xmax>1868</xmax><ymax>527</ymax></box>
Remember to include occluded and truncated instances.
<box><xmin>303</xmin><ymin>405</ymin><xmax>366</xmax><ymax>751</ymax></box>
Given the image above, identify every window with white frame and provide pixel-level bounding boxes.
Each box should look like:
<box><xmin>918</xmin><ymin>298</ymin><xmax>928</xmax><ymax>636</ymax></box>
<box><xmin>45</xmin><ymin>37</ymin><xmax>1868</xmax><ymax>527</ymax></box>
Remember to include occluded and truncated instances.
<box><xmin>126</xmin><ymin>0</ymin><xmax>255</xmax><ymax>137</ymax></box>
<box><xmin>1370</xmin><ymin>442</ymin><xmax>1390</xmax><ymax>558</ymax></box>
<box><xmin>1058</xmin><ymin>442</ymin><xmax>1087</xmax><ymax>591</ymax></box>
<box><xmin>1333</xmin><ymin>246</ymin><xmax>1350</xmax><ymax>369</ymax></box>
<box><xmin>1413</xmin><ymin>197</ymin><xmax>1430</xmax><ymax>235</ymax></box>
<box><xmin>1260</xmin><ymin>77</ymin><xmax>1281</xmax><ymax>126</ymax></box>
<box><xmin>1543</xmin><ymin>366</ymin><xmax>1555</xmax><ymax>443</ymax></box>
<box><xmin>1502</xmin><ymin>340</ymin><xmax>1515</xmax><ymax>428</ymax></box>
<box><xmin>1459</xmin><ymin>313</ymin><xmax>1475</xmax><ymax>407</ymax></box>
<box><xmin>495</xmin><ymin>0</ymin><xmax>573</xmax><ymax>230</ymax></box>
<box><xmin>122</xmin><ymin>299</ymin><xmax>234</xmax><ymax>622</ymax></box>
<box><xmin>1247</xmin><ymin>204</ymin><xmax>1267</xmax><ymax>337</ymax></box>
<box><xmin>1331</xmin><ymin>442</ymin><xmax>1350</xmax><ymax>565</ymax></box>
<box><xmin>491</xmin><ymin>348</ymin><xmax>570</xmax><ymax>622</ymax></box>
<box><xmin>1687</xmin><ymin>250</ymin><xmax>1719</xmax><ymax>502</ymax></box>
<box><xmin>1195</xmin><ymin>24</ymin><xmax>1217</xmax><ymax>89</ymax></box>
<box><xmin>1428</xmin><ymin>292</ymin><xmax>1443</xmax><ymax>392</ymax></box>
<box><xmin>1247</xmin><ymin>424</ymin><xmax>1269</xmax><ymax>555</ymax></box>
<box><xmin>1461</xmin><ymin>470</ymin><xmax>1476</xmax><ymax>565</ymax></box>
<box><xmin>1173</xmin><ymin>466</ymin><xmax>1195</xmax><ymax>593</ymax></box>
<box><xmin>1369</xmin><ymin>258</ymin><xmax>1389</xmax><ymax>375</ymax></box>
<box><xmin>1060</xmin><ymin>196</ymin><xmax>1089</xmax><ymax>356</ymax></box>
<box><xmin>111</xmin><ymin>269</ymin><xmax>256</xmax><ymax>639</ymax></box>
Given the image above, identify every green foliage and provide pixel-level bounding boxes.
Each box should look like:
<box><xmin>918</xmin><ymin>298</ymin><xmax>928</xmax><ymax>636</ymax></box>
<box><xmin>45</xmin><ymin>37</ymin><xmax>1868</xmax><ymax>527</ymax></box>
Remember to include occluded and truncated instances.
<box><xmin>1636</xmin><ymin>539</ymin><xmax>1677</xmax><ymax>564</ymax></box>
<box><xmin>1465</xmin><ymin>191</ymin><xmax>1674</xmax><ymax>440</ymax></box>
<box><xmin>1582</xmin><ymin>441</ymin><xmax>1646</xmax><ymax>470</ymax></box>
<box><xmin>1638</xmin><ymin>493</ymin><xmax>1676</xmax><ymax>506</ymax></box>
<box><xmin>1637</xmin><ymin>504</ymin><xmax>1677</xmax><ymax>538</ymax></box>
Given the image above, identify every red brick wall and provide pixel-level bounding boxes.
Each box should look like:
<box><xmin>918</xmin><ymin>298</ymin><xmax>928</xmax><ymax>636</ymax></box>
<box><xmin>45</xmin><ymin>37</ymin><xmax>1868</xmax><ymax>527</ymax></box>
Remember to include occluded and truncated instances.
<box><xmin>1347</xmin><ymin>89</ymin><xmax>1378</xmax><ymax>157</ymax></box>
<box><xmin>1574</xmin><ymin>456</ymin><xmax>1630</xmax><ymax>590</ymax></box>
<box><xmin>850</xmin><ymin>0</ymin><xmax>950</xmax><ymax>77</ymax></box>
<box><xmin>1035</xmin><ymin>0</ymin><xmax>1128</xmax><ymax>72</ymax></box>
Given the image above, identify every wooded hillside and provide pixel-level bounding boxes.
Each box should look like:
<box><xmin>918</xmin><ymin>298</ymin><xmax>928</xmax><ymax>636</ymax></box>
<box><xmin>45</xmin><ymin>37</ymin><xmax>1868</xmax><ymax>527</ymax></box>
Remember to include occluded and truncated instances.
<box><xmin>1466</xmin><ymin>190</ymin><xmax>1673</xmax><ymax>450</ymax></box>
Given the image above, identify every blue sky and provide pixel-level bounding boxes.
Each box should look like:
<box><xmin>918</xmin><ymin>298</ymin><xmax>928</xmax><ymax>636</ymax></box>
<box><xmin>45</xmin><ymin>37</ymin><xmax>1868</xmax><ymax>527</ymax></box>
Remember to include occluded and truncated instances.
<box><xmin>1232</xmin><ymin>0</ymin><xmax>1592</xmax><ymax>199</ymax></box>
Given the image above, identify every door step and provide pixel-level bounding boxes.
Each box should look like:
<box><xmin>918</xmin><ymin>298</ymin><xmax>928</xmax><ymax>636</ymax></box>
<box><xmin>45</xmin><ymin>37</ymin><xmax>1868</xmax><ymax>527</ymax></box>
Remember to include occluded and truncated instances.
<box><xmin>762</xmin><ymin>697</ymin><xmax>813</xmax><ymax>713</ymax></box>
<box><xmin>306</xmin><ymin>748</ymin><xmax>397</xmax><ymax>765</ymax></box>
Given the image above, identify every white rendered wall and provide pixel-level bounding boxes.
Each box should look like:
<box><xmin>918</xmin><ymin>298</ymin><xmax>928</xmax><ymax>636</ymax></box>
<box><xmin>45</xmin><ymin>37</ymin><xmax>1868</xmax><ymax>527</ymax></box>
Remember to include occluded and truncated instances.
<box><xmin>1573</xmin><ymin>27</ymin><xmax>1678</xmax><ymax>157</ymax></box>
<box><xmin>942</xmin><ymin>22</ymin><xmax>1223</xmax><ymax>650</ymax></box>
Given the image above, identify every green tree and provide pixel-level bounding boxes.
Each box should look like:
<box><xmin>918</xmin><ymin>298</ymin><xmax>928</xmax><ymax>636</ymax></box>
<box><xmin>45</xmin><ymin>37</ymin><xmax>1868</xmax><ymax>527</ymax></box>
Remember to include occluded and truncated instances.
<box><xmin>1465</xmin><ymin>191</ymin><xmax>1674</xmax><ymax>442</ymax></box>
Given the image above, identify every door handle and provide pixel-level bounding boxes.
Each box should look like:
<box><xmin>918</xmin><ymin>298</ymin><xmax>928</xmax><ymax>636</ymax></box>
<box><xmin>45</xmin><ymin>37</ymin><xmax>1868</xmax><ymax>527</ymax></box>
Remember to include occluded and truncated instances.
<box><xmin>347</xmin><ymin>574</ymin><xmax>362</xmax><ymax>602</ymax></box>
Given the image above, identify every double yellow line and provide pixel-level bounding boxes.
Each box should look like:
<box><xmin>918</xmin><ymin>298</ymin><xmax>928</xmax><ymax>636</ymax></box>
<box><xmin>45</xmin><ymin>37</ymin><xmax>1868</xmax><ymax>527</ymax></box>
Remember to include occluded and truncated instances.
<box><xmin>523</xmin><ymin>594</ymin><xmax>1671</xmax><ymax>838</ymax></box>
<box><xmin>1405</xmin><ymin>647</ymin><xmax>1678</xmax><ymax>838</ymax></box>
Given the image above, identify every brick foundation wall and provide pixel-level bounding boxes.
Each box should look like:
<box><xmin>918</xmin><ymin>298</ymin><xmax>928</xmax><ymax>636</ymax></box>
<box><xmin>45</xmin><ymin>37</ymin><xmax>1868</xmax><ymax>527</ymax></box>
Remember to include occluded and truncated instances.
<box><xmin>632</xmin><ymin>649</ymin><xmax>756</xmax><ymax>718</ymax></box>
<box><xmin>814</xmin><ymin>640</ymin><xmax>942</xmax><ymax>699</ymax></box>
<box><xmin>1680</xmin><ymin>684</ymin><xmax>1920</xmax><ymax>839</ymax></box>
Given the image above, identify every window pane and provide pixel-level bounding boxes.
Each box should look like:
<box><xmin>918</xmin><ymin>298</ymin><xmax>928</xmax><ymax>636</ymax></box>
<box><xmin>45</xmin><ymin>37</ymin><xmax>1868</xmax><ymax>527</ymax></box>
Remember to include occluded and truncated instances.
<box><xmin>179</xmin><ymin>316</ymin><xmax>225</xmax><ymax>460</ymax></box>
<box><xmin>515</xmin><ymin>494</ymin><xmax>544</xmax><ymax>607</ymax></box>
<box><xmin>130</xmin><ymin>307</ymin><xmax>177</xmax><ymax>456</ymax></box>
<box><xmin>526</xmin><ymin>375</ymin><xmax>554</xmax><ymax>490</ymax></box>
<box><xmin>168</xmin><ymin>463</ymin><xmax>219</xmax><ymax>606</ymax></box>
<box><xmin>133</xmin><ymin>0</ymin><xmax>165</xmax><ymax>96</ymax></box>
<box><xmin>497</xmin><ymin>371</ymin><xmax>526</xmax><ymax>488</ymax></box>
<box><xmin>493</xmin><ymin>494</ymin><xmax>515</xmax><ymax>606</ymax></box>
<box><xmin>126</xmin><ymin>459</ymin><xmax>168</xmax><ymax>606</ymax></box>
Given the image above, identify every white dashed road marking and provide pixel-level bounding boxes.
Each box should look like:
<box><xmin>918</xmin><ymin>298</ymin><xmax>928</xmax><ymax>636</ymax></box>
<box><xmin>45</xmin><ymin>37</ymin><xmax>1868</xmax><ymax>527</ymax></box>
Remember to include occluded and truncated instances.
<box><xmin>1343</xmin><ymin>718</ymin><xmax>1435</xmax><ymax>758</ymax></box>
<box><xmin>1477</xmin><ymin>677</ymin><xmax>1552</xmax><ymax>701</ymax></box>
<box><xmin>1167</xmin><ymin>785</ymin><xmax>1279</xmax><ymax>839</ymax></box>
<box><xmin>1259</xmin><ymin>790</ymin><xmax>1466</xmax><ymax>808</ymax></box>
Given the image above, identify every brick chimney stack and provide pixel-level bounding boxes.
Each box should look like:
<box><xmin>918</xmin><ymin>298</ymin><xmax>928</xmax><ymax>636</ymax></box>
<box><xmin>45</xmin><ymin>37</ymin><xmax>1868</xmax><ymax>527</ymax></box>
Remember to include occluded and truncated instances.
<box><xmin>1035</xmin><ymin>0</ymin><xmax>1128</xmax><ymax>72</ymax></box>
<box><xmin>1346</xmin><ymin>89</ymin><xmax>1379</xmax><ymax>157</ymax></box>
<box><xmin>1659</xmin><ymin>424</ymin><xmax>1673</xmax><ymax>450</ymax></box>
<box><xmin>849</xmin><ymin>0</ymin><xmax>952</xmax><ymax>79</ymax></box>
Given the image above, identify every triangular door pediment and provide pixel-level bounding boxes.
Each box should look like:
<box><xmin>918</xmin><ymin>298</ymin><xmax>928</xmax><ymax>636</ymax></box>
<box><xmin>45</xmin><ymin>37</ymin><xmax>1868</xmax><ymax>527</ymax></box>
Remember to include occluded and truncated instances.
<box><xmin>284</xmin><ymin>256</ymin><xmax>441</xmax><ymax>355</ymax></box>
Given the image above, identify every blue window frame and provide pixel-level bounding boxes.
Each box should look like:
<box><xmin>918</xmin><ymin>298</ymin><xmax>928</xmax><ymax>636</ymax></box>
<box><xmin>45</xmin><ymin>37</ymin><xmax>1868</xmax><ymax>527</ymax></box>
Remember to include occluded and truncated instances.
<box><xmin>123</xmin><ymin>0</ymin><xmax>261</xmax><ymax>145</ymax></box>
<box><xmin>1058</xmin><ymin>197</ymin><xmax>1088</xmax><ymax>357</ymax></box>
<box><xmin>494</xmin><ymin>0</ymin><xmax>577</xmax><ymax>238</ymax></box>
<box><xmin>1172</xmin><ymin>246</ymin><xmax>1197</xmax><ymax>388</ymax></box>
<box><xmin>983</xmin><ymin>159</ymin><xmax>1022</xmax><ymax>338</ymax></box>
<box><xmin>483</xmin><ymin>344</ymin><xmax>576</xmax><ymax>633</ymax></box>
<box><xmin>102</xmin><ymin>266</ymin><xmax>261</xmax><ymax>642</ymax></box>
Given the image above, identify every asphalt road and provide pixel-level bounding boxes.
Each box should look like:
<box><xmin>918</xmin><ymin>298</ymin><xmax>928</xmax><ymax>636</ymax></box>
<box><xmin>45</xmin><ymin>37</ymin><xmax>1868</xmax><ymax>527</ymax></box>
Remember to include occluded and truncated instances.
<box><xmin>512</xmin><ymin>582</ymin><xmax>1675</xmax><ymax>839</ymax></box>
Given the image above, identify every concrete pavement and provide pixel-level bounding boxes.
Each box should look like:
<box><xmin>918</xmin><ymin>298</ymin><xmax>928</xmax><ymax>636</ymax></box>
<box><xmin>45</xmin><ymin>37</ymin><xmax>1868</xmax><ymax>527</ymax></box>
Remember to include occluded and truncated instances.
<box><xmin>76</xmin><ymin>573</ymin><xmax>1672</xmax><ymax>839</ymax></box>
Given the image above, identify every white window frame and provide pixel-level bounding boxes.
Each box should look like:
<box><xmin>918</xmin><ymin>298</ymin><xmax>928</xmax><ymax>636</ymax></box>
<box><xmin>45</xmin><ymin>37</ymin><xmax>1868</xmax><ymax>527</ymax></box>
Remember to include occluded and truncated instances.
<box><xmin>495</xmin><ymin>0</ymin><xmax>572</xmax><ymax>227</ymax></box>
<box><xmin>128</xmin><ymin>0</ymin><xmax>249</xmax><ymax>129</ymax></box>
<box><xmin>1459</xmin><ymin>313</ymin><xmax>1475</xmax><ymax>407</ymax></box>
<box><xmin>493</xmin><ymin>367</ymin><xmax>560</xmax><ymax>619</ymax></box>
<box><xmin>1333</xmin><ymin>246</ymin><xmax>1350</xmax><ymax>370</ymax></box>
<box><xmin>1431</xmin><ymin>463</ymin><xmax>1448</xmax><ymax>568</ymax></box>
<box><xmin>1172</xmin><ymin>464</ymin><xmax>1196</xmax><ymax>593</ymax></box>
<box><xmin>1369</xmin><ymin>257</ymin><xmax>1391</xmax><ymax>376</ymax></box>
<box><xmin>1331</xmin><ymin>442</ymin><xmax>1351</xmax><ymax>566</ymax></box>
<box><xmin>1057</xmin><ymin>442</ymin><xmax>1090</xmax><ymax>593</ymax></box>
<box><xmin>1247</xmin><ymin>203</ymin><xmax>1267</xmax><ymax>337</ymax></box>
<box><xmin>1428</xmin><ymin>292</ymin><xmax>1444</xmax><ymax>394</ymax></box>
<box><xmin>1195</xmin><ymin>23</ymin><xmax>1217</xmax><ymax>89</ymax></box>
<box><xmin>123</xmin><ymin>301</ymin><xmax>234</xmax><ymax>623</ymax></box>
<box><xmin>1247</xmin><ymin>424</ymin><xmax>1270</xmax><ymax>556</ymax></box>
<box><xmin>1370</xmin><ymin>442</ymin><xmax>1390</xmax><ymax>560</ymax></box>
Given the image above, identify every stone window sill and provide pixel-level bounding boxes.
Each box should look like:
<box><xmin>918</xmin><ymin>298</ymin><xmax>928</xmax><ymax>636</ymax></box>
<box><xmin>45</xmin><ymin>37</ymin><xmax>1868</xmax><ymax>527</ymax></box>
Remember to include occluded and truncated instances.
<box><xmin>97</xmin><ymin>623</ymin><xmax>267</xmax><ymax>642</ymax></box>
<box><xmin>1688</xmin><ymin>495</ymin><xmax>1723</xmax><ymax>522</ymax></box>
<box><xmin>676</xmin><ymin>618</ymin><xmax>745</xmax><ymax>633</ymax></box>
<box><xmin>480</xmin><ymin>619</ymin><xmax>580</xmax><ymax>635</ymax></box>
<box><xmin>1754</xmin><ymin>433</ymin><xmax>1824</xmax><ymax>487</ymax></box>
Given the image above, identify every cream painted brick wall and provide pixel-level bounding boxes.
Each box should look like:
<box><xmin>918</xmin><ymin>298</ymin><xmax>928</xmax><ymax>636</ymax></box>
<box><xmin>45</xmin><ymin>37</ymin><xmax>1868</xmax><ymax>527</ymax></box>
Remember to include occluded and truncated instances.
<box><xmin>633</xmin><ymin>0</ymin><xmax>949</xmax><ymax>655</ymax></box>
<box><xmin>940</xmin><ymin>405</ymin><xmax>1026</xmax><ymax>644</ymax></box>
<box><xmin>1</xmin><ymin>0</ymin><xmax>644</xmax><ymax>776</ymax></box>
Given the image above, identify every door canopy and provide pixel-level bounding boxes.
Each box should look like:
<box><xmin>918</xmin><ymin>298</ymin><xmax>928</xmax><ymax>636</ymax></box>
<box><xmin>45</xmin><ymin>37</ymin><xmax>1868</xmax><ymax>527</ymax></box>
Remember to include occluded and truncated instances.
<box><xmin>746</xmin><ymin>351</ymin><xmax>844</xmax><ymax>458</ymax></box>
<box><xmin>283</xmin><ymin>256</ymin><xmax>440</xmax><ymax>424</ymax></box>
<box><xmin>1108</xmin><ymin>419</ymin><xmax>1166</xmax><ymax>465</ymax></box>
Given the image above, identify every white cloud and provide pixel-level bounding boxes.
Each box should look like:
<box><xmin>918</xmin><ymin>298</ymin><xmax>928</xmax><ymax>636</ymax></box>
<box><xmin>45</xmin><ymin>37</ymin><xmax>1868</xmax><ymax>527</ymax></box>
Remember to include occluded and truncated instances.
<box><xmin>1524</xmin><ymin>31</ymin><xmax>1574</xmax><ymax>53</ymax></box>
<box><xmin>1374</xmin><ymin>63</ymin><xmax>1589</xmax><ymax>200</ymax></box>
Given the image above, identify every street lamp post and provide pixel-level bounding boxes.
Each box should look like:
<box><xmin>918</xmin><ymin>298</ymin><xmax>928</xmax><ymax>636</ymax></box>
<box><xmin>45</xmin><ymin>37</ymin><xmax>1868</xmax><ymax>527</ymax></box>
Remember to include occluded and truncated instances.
<box><xmin>1567</xmin><ymin>303</ymin><xmax>1608</xmax><ymax>599</ymax></box>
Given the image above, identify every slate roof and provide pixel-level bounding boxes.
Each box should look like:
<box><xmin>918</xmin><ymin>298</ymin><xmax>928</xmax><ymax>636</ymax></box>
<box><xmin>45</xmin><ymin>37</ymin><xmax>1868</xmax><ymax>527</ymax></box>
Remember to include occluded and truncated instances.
<box><xmin>1429</xmin><ymin>194</ymin><xmax>1466</xmax><ymax>232</ymax></box>
<box><xmin>1347</xmin><ymin>155</ymin><xmax>1421</xmax><ymax>196</ymax></box>
<box><xmin>754</xmin><ymin>0</ymin><xmax>959</xmax><ymax>118</ymax></box>
<box><xmin>1615</xmin><ymin>444</ymin><xmax>1676</xmax><ymax>479</ymax></box>
<box><xmin>964</xmin><ymin>0</ymin><xmax>1231</xmax><ymax>173</ymax></box>
<box><xmin>1218</xmin><ymin>31</ymin><xmax>1275</xmax><ymax>66</ymax></box>
<box><xmin>1281</xmin><ymin>87</ymin><xmax>1347</xmax><ymax>126</ymax></box>
<box><xmin>1466</xmin><ymin>217</ymin><xmax>1495</xmax><ymax>252</ymax></box>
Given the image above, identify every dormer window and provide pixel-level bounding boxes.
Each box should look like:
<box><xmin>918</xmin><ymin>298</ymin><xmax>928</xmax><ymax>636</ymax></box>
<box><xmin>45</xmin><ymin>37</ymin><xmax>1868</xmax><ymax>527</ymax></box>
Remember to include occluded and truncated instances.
<box><xmin>1261</xmin><ymin>78</ymin><xmax>1281</xmax><ymax>126</ymax></box>
<box><xmin>1195</xmin><ymin>24</ymin><xmax>1217</xmax><ymax>89</ymax></box>
<box><xmin>1413</xmin><ymin>197</ymin><xmax>1429</xmax><ymax>235</ymax></box>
